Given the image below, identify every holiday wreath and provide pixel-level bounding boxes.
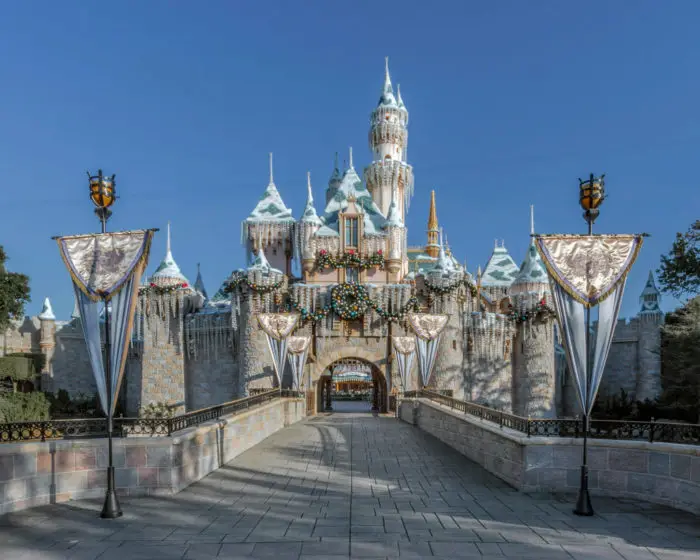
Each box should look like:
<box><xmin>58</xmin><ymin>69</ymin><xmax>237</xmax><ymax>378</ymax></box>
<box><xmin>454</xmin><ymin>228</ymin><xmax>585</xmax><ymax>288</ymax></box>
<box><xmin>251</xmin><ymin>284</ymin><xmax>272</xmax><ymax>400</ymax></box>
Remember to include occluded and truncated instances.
<box><xmin>331</xmin><ymin>282</ymin><xmax>370</xmax><ymax>320</ymax></box>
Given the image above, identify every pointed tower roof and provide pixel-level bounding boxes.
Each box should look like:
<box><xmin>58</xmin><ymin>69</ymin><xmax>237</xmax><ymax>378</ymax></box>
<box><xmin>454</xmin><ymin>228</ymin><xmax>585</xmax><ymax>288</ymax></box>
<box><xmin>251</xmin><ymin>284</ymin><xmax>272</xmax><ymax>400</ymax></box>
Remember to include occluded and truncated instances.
<box><xmin>639</xmin><ymin>270</ymin><xmax>662</xmax><ymax>314</ymax></box>
<box><xmin>397</xmin><ymin>84</ymin><xmax>406</xmax><ymax>109</ymax></box>
<box><xmin>246</xmin><ymin>153</ymin><xmax>294</xmax><ymax>223</ymax></box>
<box><xmin>38</xmin><ymin>297</ymin><xmax>55</xmax><ymax>320</ymax></box>
<box><xmin>301</xmin><ymin>172</ymin><xmax>322</xmax><ymax>225</ymax></box>
<box><xmin>377</xmin><ymin>57</ymin><xmax>398</xmax><ymax>107</ymax></box>
<box><xmin>150</xmin><ymin>222</ymin><xmax>190</xmax><ymax>287</ymax></box>
<box><xmin>248</xmin><ymin>241</ymin><xmax>282</xmax><ymax>274</ymax></box>
<box><xmin>425</xmin><ymin>190</ymin><xmax>440</xmax><ymax>258</ymax></box>
<box><xmin>194</xmin><ymin>263</ymin><xmax>208</xmax><ymax>300</ymax></box>
<box><xmin>512</xmin><ymin>206</ymin><xmax>548</xmax><ymax>288</ymax></box>
<box><xmin>482</xmin><ymin>240</ymin><xmax>520</xmax><ymax>287</ymax></box>
<box><xmin>320</xmin><ymin>147</ymin><xmax>386</xmax><ymax>236</ymax></box>
<box><xmin>384</xmin><ymin>187</ymin><xmax>403</xmax><ymax>228</ymax></box>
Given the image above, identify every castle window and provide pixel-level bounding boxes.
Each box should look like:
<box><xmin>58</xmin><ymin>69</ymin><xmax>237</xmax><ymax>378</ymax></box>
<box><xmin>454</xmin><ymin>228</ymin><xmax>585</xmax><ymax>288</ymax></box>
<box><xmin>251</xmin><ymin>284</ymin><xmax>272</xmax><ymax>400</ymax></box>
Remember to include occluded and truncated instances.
<box><xmin>345</xmin><ymin>217</ymin><xmax>358</xmax><ymax>247</ymax></box>
<box><xmin>384</xmin><ymin>154</ymin><xmax>392</xmax><ymax>161</ymax></box>
<box><xmin>452</xmin><ymin>340</ymin><xmax>457</xmax><ymax>350</ymax></box>
<box><xmin>346</xmin><ymin>268</ymin><xmax>359</xmax><ymax>284</ymax></box>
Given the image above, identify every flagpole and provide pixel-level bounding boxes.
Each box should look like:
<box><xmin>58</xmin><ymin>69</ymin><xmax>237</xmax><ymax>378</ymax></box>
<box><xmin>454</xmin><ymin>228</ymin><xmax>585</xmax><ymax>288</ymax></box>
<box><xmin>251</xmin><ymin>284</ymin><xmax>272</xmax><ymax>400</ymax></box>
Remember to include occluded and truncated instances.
<box><xmin>574</xmin><ymin>173</ymin><xmax>603</xmax><ymax>517</ymax></box>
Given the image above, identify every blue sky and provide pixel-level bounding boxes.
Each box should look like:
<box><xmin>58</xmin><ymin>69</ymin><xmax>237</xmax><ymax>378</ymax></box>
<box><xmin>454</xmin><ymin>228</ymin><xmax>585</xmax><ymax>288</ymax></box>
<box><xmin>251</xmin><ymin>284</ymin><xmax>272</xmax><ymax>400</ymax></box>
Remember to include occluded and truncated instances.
<box><xmin>1</xmin><ymin>1</ymin><xmax>698</xmax><ymax>320</ymax></box>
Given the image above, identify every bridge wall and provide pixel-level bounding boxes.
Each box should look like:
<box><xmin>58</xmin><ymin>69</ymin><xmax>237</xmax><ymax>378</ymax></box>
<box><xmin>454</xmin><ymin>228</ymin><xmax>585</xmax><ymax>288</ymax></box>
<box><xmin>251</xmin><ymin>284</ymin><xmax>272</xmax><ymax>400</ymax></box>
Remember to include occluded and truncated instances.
<box><xmin>401</xmin><ymin>398</ymin><xmax>700</xmax><ymax>515</ymax></box>
<box><xmin>0</xmin><ymin>397</ymin><xmax>305</xmax><ymax>515</ymax></box>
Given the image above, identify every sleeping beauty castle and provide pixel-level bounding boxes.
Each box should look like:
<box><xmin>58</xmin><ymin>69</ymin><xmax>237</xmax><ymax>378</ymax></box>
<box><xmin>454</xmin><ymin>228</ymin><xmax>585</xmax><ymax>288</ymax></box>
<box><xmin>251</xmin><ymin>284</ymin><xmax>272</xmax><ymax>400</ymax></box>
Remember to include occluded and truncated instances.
<box><xmin>0</xmin><ymin>59</ymin><xmax>664</xmax><ymax>417</ymax></box>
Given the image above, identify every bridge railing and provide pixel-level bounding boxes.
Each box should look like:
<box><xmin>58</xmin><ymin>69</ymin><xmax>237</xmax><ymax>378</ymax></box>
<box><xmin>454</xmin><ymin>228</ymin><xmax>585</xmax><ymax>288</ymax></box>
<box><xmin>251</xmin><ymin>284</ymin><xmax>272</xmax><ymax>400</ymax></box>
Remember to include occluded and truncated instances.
<box><xmin>403</xmin><ymin>390</ymin><xmax>700</xmax><ymax>446</ymax></box>
<box><xmin>0</xmin><ymin>389</ymin><xmax>304</xmax><ymax>443</ymax></box>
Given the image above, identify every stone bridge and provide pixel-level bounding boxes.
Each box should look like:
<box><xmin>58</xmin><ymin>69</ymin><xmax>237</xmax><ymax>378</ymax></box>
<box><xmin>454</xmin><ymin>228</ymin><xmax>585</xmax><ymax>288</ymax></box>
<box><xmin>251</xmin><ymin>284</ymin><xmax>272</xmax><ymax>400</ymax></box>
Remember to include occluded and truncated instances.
<box><xmin>0</xmin><ymin>398</ymin><xmax>699</xmax><ymax>559</ymax></box>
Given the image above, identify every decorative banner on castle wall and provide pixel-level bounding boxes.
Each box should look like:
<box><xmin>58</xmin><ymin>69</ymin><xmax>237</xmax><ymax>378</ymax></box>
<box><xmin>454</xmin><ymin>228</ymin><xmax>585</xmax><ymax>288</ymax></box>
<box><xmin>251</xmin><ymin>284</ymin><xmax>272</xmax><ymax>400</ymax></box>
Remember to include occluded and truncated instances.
<box><xmin>534</xmin><ymin>234</ymin><xmax>644</xmax><ymax>415</ymax></box>
<box><xmin>55</xmin><ymin>230</ymin><xmax>155</xmax><ymax>415</ymax></box>
<box><xmin>392</xmin><ymin>336</ymin><xmax>416</xmax><ymax>392</ymax></box>
<box><xmin>286</xmin><ymin>335</ymin><xmax>310</xmax><ymax>391</ymax></box>
<box><xmin>408</xmin><ymin>313</ymin><xmax>449</xmax><ymax>387</ymax></box>
<box><xmin>257</xmin><ymin>313</ymin><xmax>299</xmax><ymax>386</ymax></box>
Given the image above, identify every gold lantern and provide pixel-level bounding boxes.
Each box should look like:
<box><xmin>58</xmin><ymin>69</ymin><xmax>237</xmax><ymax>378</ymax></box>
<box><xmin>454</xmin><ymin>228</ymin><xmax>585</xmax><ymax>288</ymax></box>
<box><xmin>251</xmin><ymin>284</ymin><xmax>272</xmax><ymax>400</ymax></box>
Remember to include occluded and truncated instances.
<box><xmin>89</xmin><ymin>169</ymin><xmax>116</xmax><ymax>210</ymax></box>
<box><xmin>578</xmin><ymin>173</ymin><xmax>605</xmax><ymax>231</ymax></box>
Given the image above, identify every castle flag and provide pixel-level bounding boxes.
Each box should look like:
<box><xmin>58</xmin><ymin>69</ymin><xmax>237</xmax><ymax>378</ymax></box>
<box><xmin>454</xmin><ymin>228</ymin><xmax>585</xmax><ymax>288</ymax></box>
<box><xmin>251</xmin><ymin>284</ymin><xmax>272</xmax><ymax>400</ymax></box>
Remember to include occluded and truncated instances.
<box><xmin>534</xmin><ymin>234</ymin><xmax>644</xmax><ymax>414</ymax></box>
<box><xmin>55</xmin><ymin>230</ymin><xmax>154</xmax><ymax>415</ymax></box>
<box><xmin>257</xmin><ymin>313</ymin><xmax>299</xmax><ymax>387</ymax></box>
<box><xmin>408</xmin><ymin>313</ymin><xmax>449</xmax><ymax>388</ymax></box>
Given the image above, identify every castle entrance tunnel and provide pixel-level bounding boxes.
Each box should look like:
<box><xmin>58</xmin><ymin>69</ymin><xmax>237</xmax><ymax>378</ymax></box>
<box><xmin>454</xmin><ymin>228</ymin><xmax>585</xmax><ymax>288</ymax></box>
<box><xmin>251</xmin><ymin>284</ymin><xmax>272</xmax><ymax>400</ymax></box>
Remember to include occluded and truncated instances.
<box><xmin>315</xmin><ymin>357</ymin><xmax>388</xmax><ymax>414</ymax></box>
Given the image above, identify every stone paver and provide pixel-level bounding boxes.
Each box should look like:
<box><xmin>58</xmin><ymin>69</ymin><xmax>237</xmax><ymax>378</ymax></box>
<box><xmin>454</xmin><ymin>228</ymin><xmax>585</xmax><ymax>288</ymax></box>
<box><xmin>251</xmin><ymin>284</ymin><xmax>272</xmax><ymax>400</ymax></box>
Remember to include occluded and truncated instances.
<box><xmin>0</xmin><ymin>413</ymin><xmax>699</xmax><ymax>559</ymax></box>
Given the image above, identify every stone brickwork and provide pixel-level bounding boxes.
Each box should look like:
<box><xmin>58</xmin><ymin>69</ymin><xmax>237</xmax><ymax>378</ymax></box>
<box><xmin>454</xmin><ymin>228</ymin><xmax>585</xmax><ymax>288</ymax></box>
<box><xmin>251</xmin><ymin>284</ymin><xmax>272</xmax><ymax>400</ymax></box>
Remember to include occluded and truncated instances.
<box><xmin>432</xmin><ymin>296</ymin><xmax>466</xmax><ymax>399</ymax></box>
<box><xmin>0</xmin><ymin>397</ymin><xmax>305</xmax><ymax>515</ymax></box>
<box><xmin>49</xmin><ymin>327</ymin><xmax>97</xmax><ymax>397</ymax></box>
<box><xmin>237</xmin><ymin>296</ymin><xmax>277</xmax><ymax>394</ymax></box>
<box><xmin>401</xmin><ymin>397</ymin><xmax>700</xmax><ymax>515</ymax></box>
<box><xmin>185</xmin><ymin>351</ymin><xmax>238</xmax><ymax>411</ymax></box>
<box><xmin>513</xmin><ymin>319</ymin><xmax>556</xmax><ymax>418</ymax></box>
<box><xmin>0</xmin><ymin>317</ymin><xmax>40</xmax><ymax>356</ymax></box>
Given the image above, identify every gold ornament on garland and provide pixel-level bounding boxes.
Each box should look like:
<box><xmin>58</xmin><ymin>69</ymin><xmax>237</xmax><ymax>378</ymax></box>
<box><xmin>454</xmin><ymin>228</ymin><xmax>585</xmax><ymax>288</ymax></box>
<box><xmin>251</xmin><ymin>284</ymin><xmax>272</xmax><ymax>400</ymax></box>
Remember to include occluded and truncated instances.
<box><xmin>317</xmin><ymin>249</ymin><xmax>385</xmax><ymax>271</ymax></box>
<box><xmin>224</xmin><ymin>273</ymin><xmax>284</xmax><ymax>295</ymax></box>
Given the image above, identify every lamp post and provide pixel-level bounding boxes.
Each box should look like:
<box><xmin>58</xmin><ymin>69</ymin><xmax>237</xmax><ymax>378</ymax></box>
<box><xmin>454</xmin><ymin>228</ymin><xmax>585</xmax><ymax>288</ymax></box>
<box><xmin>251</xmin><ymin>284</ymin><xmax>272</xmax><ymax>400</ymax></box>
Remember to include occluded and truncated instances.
<box><xmin>88</xmin><ymin>169</ymin><xmax>122</xmax><ymax>519</ymax></box>
<box><xmin>574</xmin><ymin>173</ymin><xmax>606</xmax><ymax>517</ymax></box>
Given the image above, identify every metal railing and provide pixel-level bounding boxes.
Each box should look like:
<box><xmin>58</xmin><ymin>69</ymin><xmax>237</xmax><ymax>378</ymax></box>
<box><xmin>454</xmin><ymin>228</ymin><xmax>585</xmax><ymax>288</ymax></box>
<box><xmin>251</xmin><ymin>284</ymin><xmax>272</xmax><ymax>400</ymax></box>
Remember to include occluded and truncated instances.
<box><xmin>0</xmin><ymin>389</ymin><xmax>304</xmax><ymax>443</ymax></box>
<box><xmin>403</xmin><ymin>390</ymin><xmax>700</xmax><ymax>445</ymax></box>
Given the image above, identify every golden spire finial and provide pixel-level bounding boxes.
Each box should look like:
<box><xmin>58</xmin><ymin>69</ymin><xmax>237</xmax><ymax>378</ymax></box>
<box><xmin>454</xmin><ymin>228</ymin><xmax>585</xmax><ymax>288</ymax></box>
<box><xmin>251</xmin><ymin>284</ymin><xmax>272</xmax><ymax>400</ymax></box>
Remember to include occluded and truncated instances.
<box><xmin>426</xmin><ymin>190</ymin><xmax>440</xmax><ymax>258</ymax></box>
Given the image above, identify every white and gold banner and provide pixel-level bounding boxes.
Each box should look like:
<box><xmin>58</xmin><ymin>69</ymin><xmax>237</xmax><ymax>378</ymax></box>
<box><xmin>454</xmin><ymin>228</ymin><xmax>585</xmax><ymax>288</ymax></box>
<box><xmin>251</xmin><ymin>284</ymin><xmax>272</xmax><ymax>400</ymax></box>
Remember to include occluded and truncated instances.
<box><xmin>534</xmin><ymin>234</ymin><xmax>644</xmax><ymax>414</ymax></box>
<box><xmin>55</xmin><ymin>230</ymin><xmax>155</xmax><ymax>416</ymax></box>
<box><xmin>408</xmin><ymin>313</ymin><xmax>449</xmax><ymax>387</ymax></box>
<box><xmin>257</xmin><ymin>313</ymin><xmax>299</xmax><ymax>386</ymax></box>
<box><xmin>392</xmin><ymin>336</ymin><xmax>416</xmax><ymax>392</ymax></box>
<box><xmin>287</xmin><ymin>335</ymin><xmax>310</xmax><ymax>391</ymax></box>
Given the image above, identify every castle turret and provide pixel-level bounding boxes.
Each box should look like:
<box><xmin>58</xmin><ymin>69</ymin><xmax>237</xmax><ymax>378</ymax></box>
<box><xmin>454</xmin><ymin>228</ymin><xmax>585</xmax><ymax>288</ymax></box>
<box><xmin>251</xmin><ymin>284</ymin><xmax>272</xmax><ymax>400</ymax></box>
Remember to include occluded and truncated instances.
<box><xmin>38</xmin><ymin>297</ymin><xmax>56</xmax><ymax>388</ymax></box>
<box><xmin>383</xmin><ymin>186</ymin><xmax>405</xmax><ymax>277</ymax></box>
<box><xmin>299</xmin><ymin>172</ymin><xmax>322</xmax><ymax>276</ymax></box>
<box><xmin>364</xmin><ymin>57</ymin><xmax>414</xmax><ymax>219</ymax></box>
<box><xmin>511</xmin><ymin>206</ymin><xmax>556</xmax><ymax>418</ymax></box>
<box><xmin>326</xmin><ymin>152</ymin><xmax>341</xmax><ymax>205</ymax></box>
<box><xmin>194</xmin><ymin>263</ymin><xmax>208</xmax><ymax>301</ymax></box>
<box><xmin>639</xmin><ymin>270</ymin><xmax>663</xmax><ymax>320</ymax></box>
<box><xmin>242</xmin><ymin>153</ymin><xmax>295</xmax><ymax>274</ymax></box>
<box><xmin>635</xmin><ymin>270</ymin><xmax>664</xmax><ymax>402</ymax></box>
<box><xmin>481</xmin><ymin>240</ymin><xmax>519</xmax><ymax>303</ymax></box>
<box><xmin>426</xmin><ymin>190</ymin><xmax>440</xmax><ymax>258</ymax></box>
<box><xmin>149</xmin><ymin>222</ymin><xmax>190</xmax><ymax>289</ymax></box>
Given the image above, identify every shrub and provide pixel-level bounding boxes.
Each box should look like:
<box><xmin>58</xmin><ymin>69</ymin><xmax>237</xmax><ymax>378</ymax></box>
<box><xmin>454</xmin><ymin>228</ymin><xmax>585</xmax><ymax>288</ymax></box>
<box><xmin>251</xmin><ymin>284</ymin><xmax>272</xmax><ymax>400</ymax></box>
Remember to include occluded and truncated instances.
<box><xmin>0</xmin><ymin>392</ymin><xmax>51</xmax><ymax>423</ymax></box>
<box><xmin>139</xmin><ymin>402</ymin><xmax>174</xmax><ymax>419</ymax></box>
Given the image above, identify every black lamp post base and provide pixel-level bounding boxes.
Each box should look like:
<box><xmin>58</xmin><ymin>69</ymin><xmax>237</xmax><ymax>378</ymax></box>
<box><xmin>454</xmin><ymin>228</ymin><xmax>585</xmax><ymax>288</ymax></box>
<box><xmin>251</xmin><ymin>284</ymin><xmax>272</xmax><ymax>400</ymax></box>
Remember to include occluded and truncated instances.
<box><xmin>573</xmin><ymin>466</ymin><xmax>594</xmax><ymax>516</ymax></box>
<box><xmin>100</xmin><ymin>467</ymin><xmax>122</xmax><ymax>519</ymax></box>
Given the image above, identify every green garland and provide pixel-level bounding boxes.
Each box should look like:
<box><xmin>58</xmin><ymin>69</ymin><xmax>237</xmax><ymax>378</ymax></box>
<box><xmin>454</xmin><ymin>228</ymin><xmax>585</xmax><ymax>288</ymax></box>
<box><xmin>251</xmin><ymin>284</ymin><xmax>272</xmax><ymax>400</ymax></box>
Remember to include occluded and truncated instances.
<box><xmin>290</xmin><ymin>284</ymin><xmax>420</xmax><ymax>323</ymax></box>
<box><xmin>317</xmin><ymin>249</ymin><xmax>385</xmax><ymax>270</ymax></box>
<box><xmin>424</xmin><ymin>277</ymin><xmax>478</xmax><ymax>298</ymax></box>
<box><xmin>224</xmin><ymin>274</ymin><xmax>284</xmax><ymax>294</ymax></box>
<box><xmin>507</xmin><ymin>299</ymin><xmax>556</xmax><ymax>324</ymax></box>
<box><xmin>331</xmin><ymin>283</ymin><xmax>369</xmax><ymax>320</ymax></box>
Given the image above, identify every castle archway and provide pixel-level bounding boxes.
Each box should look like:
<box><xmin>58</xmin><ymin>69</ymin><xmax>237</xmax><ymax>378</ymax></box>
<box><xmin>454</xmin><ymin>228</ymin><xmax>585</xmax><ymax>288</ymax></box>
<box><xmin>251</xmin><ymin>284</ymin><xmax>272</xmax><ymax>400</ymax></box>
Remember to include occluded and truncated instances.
<box><xmin>315</xmin><ymin>357</ymin><xmax>388</xmax><ymax>414</ymax></box>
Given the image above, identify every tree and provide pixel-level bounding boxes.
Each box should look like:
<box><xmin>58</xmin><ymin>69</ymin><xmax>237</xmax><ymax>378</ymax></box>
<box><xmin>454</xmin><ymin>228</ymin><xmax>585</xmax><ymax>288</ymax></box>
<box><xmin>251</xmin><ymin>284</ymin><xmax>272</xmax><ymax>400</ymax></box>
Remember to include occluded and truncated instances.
<box><xmin>0</xmin><ymin>245</ymin><xmax>31</xmax><ymax>330</ymax></box>
<box><xmin>658</xmin><ymin>220</ymin><xmax>700</xmax><ymax>299</ymax></box>
<box><xmin>659</xmin><ymin>296</ymin><xmax>700</xmax><ymax>423</ymax></box>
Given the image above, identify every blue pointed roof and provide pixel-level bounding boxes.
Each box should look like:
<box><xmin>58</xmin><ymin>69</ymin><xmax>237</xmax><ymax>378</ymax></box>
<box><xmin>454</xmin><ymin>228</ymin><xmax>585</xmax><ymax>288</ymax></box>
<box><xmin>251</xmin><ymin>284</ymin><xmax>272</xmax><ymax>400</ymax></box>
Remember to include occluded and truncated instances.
<box><xmin>377</xmin><ymin>57</ymin><xmax>398</xmax><ymax>107</ymax></box>
<box><xmin>639</xmin><ymin>271</ymin><xmax>662</xmax><ymax>314</ymax></box>
<box><xmin>150</xmin><ymin>223</ymin><xmax>190</xmax><ymax>287</ymax></box>
<box><xmin>194</xmin><ymin>263</ymin><xmax>208</xmax><ymax>300</ymax></box>
<box><xmin>301</xmin><ymin>172</ymin><xmax>322</xmax><ymax>226</ymax></box>
<box><xmin>245</xmin><ymin>153</ymin><xmax>294</xmax><ymax>224</ymax></box>
<box><xmin>482</xmin><ymin>243</ymin><xmax>519</xmax><ymax>287</ymax></box>
<box><xmin>318</xmin><ymin>149</ymin><xmax>386</xmax><ymax>236</ymax></box>
<box><xmin>512</xmin><ymin>241</ymin><xmax>548</xmax><ymax>286</ymax></box>
<box><xmin>383</xmin><ymin>188</ymin><xmax>403</xmax><ymax>228</ymax></box>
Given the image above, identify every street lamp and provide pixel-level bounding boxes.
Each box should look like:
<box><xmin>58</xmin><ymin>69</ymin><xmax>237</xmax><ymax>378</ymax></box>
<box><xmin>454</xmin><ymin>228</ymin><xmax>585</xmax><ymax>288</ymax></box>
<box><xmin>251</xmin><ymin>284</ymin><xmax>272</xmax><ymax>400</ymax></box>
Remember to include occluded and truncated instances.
<box><xmin>574</xmin><ymin>172</ymin><xmax>605</xmax><ymax>517</ymax></box>
<box><xmin>88</xmin><ymin>169</ymin><xmax>122</xmax><ymax>519</ymax></box>
<box><xmin>579</xmin><ymin>173</ymin><xmax>605</xmax><ymax>235</ymax></box>
<box><xmin>88</xmin><ymin>169</ymin><xmax>117</xmax><ymax>234</ymax></box>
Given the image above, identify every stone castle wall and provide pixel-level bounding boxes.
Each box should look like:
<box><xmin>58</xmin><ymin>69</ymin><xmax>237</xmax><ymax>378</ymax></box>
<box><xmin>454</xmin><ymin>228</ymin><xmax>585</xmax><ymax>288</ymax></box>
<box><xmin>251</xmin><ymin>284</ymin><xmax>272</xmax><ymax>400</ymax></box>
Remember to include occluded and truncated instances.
<box><xmin>512</xmin><ymin>320</ymin><xmax>556</xmax><ymax>418</ymax></box>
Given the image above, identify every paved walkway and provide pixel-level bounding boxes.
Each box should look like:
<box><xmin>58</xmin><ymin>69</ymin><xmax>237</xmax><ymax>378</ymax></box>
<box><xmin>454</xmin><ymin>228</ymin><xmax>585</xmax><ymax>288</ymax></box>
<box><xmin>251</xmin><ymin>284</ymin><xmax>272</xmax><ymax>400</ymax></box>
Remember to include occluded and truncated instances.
<box><xmin>1</xmin><ymin>413</ymin><xmax>699</xmax><ymax>559</ymax></box>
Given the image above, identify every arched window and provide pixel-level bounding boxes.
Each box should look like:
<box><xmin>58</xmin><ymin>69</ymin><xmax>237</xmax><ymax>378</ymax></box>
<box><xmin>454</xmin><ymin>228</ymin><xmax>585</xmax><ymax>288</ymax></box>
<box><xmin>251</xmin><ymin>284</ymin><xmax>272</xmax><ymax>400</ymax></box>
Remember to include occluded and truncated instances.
<box><xmin>384</xmin><ymin>154</ymin><xmax>392</xmax><ymax>161</ymax></box>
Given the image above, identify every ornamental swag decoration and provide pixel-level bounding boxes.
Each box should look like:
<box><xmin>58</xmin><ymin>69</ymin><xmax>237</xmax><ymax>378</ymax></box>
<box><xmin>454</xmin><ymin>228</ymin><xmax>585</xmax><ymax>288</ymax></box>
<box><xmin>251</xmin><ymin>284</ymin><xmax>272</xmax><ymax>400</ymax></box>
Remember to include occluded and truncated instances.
<box><xmin>408</xmin><ymin>313</ymin><xmax>449</xmax><ymax>387</ymax></box>
<box><xmin>286</xmin><ymin>335</ymin><xmax>310</xmax><ymax>390</ymax></box>
<box><xmin>392</xmin><ymin>336</ymin><xmax>416</xmax><ymax>393</ymax></box>
<box><xmin>257</xmin><ymin>313</ymin><xmax>299</xmax><ymax>386</ymax></box>
<box><xmin>534</xmin><ymin>234</ymin><xmax>644</xmax><ymax>415</ymax></box>
<box><xmin>56</xmin><ymin>230</ymin><xmax>154</xmax><ymax>415</ymax></box>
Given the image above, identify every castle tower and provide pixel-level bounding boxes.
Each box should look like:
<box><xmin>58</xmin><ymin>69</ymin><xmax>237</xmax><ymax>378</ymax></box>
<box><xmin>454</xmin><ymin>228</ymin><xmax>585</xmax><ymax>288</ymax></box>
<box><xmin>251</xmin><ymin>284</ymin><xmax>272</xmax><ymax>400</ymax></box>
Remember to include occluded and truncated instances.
<box><xmin>242</xmin><ymin>153</ymin><xmax>295</xmax><ymax>274</ymax></box>
<box><xmin>427</xmin><ymin>231</ymin><xmax>466</xmax><ymax>398</ymax></box>
<box><xmin>481</xmin><ymin>240</ymin><xmax>519</xmax><ymax>303</ymax></box>
<box><xmin>383</xmin><ymin>186</ymin><xmax>406</xmax><ymax>278</ymax></box>
<box><xmin>299</xmin><ymin>172</ymin><xmax>323</xmax><ymax>277</ymax></box>
<box><xmin>150</xmin><ymin>222</ymin><xmax>190</xmax><ymax>288</ymax></box>
<box><xmin>364</xmin><ymin>58</ymin><xmax>414</xmax><ymax>220</ymax></box>
<box><xmin>326</xmin><ymin>152</ymin><xmax>341</xmax><ymax>205</ymax></box>
<box><xmin>511</xmin><ymin>206</ymin><xmax>556</xmax><ymax>418</ymax></box>
<box><xmin>194</xmin><ymin>263</ymin><xmax>208</xmax><ymax>301</ymax></box>
<box><xmin>635</xmin><ymin>270</ymin><xmax>664</xmax><ymax>402</ymax></box>
<box><xmin>426</xmin><ymin>190</ymin><xmax>440</xmax><ymax>258</ymax></box>
<box><xmin>38</xmin><ymin>297</ymin><xmax>56</xmax><ymax>390</ymax></box>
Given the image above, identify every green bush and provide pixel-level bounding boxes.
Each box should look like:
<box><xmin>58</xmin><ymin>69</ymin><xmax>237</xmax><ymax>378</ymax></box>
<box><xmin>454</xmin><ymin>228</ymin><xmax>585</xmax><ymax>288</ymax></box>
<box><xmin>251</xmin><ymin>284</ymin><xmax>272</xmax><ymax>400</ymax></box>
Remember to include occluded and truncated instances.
<box><xmin>0</xmin><ymin>392</ymin><xmax>51</xmax><ymax>423</ymax></box>
<box><xmin>45</xmin><ymin>390</ymin><xmax>102</xmax><ymax>419</ymax></box>
<box><xmin>139</xmin><ymin>402</ymin><xmax>174</xmax><ymax>419</ymax></box>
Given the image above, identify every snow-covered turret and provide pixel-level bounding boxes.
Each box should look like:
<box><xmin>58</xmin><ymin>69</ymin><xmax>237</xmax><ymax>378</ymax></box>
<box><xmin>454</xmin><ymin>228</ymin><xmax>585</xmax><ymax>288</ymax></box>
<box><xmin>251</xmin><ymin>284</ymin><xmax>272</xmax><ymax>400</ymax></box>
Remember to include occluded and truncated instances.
<box><xmin>364</xmin><ymin>57</ymin><xmax>414</xmax><ymax>220</ymax></box>
<box><xmin>511</xmin><ymin>207</ymin><xmax>548</xmax><ymax>298</ymax></box>
<box><xmin>242</xmin><ymin>153</ymin><xmax>295</xmax><ymax>273</ymax></box>
<box><xmin>299</xmin><ymin>172</ymin><xmax>323</xmax><ymax>274</ymax></box>
<box><xmin>481</xmin><ymin>240</ymin><xmax>519</xmax><ymax>294</ymax></box>
<box><xmin>326</xmin><ymin>152</ymin><xmax>342</xmax><ymax>206</ymax></box>
<box><xmin>639</xmin><ymin>270</ymin><xmax>663</xmax><ymax>319</ymax></box>
<box><xmin>150</xmin><ymin>222</ymin><xmax>190</xmax><ymax>289</ymax></box>
<box><xmin>194</xmin><ymin>263</ymin><xmax>208</xmax><ymax>301</ymax></box>
<box><xmin>383</xmin><ymin>186</ymin><xmax>405</xmax><ymax>274</ymax></box>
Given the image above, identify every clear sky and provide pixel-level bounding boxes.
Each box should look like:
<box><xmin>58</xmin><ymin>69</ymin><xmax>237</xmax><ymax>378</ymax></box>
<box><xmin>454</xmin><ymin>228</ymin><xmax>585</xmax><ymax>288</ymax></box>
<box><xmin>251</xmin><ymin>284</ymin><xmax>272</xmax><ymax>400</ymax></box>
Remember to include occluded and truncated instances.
<box><xmin>1</xmin><ymin>1</ymin><xmax>698</xmax><ymax>320</ymax></box>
